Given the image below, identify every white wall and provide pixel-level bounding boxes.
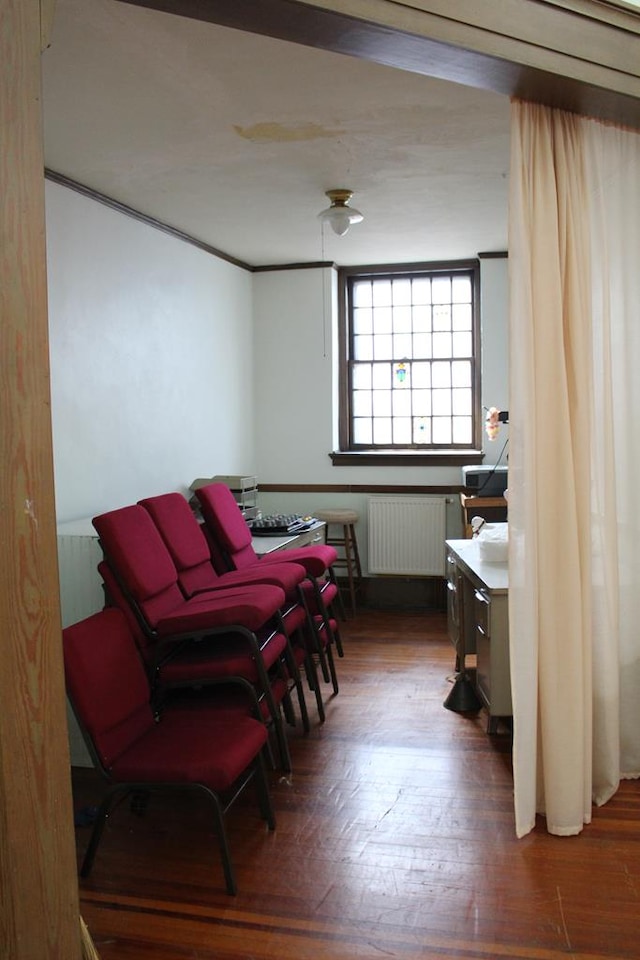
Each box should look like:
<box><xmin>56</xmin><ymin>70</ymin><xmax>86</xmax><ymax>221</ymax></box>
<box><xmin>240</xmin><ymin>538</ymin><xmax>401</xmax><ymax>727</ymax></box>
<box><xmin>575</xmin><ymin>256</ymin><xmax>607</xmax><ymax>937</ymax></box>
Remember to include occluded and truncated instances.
<box><xmin>254</xmin><ymin>257</ymin><xmax>509</xmax><ymax>483</ymax></box>
<box><xmin>480</xmin><ymin>257</ymin><xmax>510</xmax><ymax>465</ymax></box>
<box><xmin>46</xmin><ymin>182</ymin><xmax>255</xmax><ymax>523</ymax></box>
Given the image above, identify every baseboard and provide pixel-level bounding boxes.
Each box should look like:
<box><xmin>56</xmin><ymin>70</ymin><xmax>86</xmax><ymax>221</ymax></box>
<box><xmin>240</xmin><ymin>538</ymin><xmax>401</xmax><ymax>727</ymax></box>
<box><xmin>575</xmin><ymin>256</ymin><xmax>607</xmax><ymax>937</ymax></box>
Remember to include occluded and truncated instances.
<box><xmin>337</xmin><ymin>575</ymin><xmax>446</xmax><ymax>611</ymax></box>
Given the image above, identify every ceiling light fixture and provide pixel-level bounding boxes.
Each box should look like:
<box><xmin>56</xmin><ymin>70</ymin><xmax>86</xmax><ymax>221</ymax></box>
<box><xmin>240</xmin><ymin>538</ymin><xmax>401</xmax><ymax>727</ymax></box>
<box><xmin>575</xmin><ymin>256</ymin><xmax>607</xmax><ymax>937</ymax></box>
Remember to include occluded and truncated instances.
<box><xmin>317</xmin><ymin>188</ymin><xmax>364</xmax><ymax>237</ymax></box>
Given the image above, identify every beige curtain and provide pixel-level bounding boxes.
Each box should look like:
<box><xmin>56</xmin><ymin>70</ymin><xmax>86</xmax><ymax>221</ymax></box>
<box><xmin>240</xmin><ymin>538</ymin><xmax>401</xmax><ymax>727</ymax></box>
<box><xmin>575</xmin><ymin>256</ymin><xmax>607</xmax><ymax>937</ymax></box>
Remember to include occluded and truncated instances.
<box><xmin>508</xmin><ymin>101</ymin><xmax>640</xmax><ymax>837</ymax></box>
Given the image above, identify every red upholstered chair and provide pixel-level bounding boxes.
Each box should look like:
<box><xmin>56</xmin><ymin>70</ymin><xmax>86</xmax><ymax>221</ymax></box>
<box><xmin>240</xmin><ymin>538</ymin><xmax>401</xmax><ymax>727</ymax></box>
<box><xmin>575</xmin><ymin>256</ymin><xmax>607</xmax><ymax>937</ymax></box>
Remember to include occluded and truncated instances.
<box><xmin>97</xmin><ymin>559</ymin><xmax>287</xmax><ymax>737</ymax></box>
<box><xmin>138</xmin><ymin>492</ymin><xmax>307</xmax><ymax>600</ymax></box>
<box><xmin>63</xmin><ymin>607</ymin><xmax>274</xmax><ymax>895</ymax></box>
<box><xmin>138</xmin><ymin>492</ymin><xmax>328</xmax><ymax>722</ymax></box>
<box><xmin>92</xmin><ymin>504</ymin><xmax>306</xmax><ymax>769</ymax></box>
<box><xmin>195</xmin><ymin>482</ymin><xmax>344</xmax><ymax>664</ymax></box>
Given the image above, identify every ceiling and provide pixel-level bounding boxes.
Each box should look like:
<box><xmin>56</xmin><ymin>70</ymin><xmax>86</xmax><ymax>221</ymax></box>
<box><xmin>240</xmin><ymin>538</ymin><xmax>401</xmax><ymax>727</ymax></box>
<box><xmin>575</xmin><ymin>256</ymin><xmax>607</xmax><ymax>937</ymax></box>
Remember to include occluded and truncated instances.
<box><xmin>42</xmin><ymin>0</ymin><xmax>511</xmax><ymax>268</ymax></box>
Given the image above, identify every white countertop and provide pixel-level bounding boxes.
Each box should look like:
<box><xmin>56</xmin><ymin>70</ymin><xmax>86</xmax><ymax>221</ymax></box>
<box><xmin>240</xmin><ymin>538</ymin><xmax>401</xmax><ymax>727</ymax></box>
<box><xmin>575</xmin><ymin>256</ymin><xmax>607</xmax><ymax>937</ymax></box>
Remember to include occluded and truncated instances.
<box><xmin>446</xmin><ymin>532</ymin><xmax>509</xmax><ymax>593</ymax></box>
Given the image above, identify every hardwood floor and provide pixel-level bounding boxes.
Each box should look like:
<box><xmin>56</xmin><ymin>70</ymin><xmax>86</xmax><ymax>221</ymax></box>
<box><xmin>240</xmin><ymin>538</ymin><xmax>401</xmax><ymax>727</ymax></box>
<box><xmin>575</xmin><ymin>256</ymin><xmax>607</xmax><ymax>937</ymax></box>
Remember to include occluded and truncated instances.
<box><xmin>72</xmin><ymin>610</ymin><xmax>640</xmax><ymax>959</ymax></box>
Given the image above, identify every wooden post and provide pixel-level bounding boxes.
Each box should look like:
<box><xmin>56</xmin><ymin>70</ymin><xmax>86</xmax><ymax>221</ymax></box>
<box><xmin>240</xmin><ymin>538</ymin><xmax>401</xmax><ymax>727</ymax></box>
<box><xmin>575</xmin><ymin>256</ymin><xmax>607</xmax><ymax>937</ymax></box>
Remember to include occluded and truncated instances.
<box><xmin>0</xmin><ymin>1</ymin><xmax>83</xmax><ymax>957</ymax></box>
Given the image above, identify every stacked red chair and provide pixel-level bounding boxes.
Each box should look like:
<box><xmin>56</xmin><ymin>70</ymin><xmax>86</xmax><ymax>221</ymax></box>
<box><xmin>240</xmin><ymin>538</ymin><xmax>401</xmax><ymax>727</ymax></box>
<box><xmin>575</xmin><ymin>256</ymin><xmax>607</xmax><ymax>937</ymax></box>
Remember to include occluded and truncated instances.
<box><xmin>92</xmin><ymin>503</ymin><xmax>306</xmax><ymax>770</ymax></box>
<box><xmin>63</xmin><ymin>606</ymin><xmax>275</xmax><ymax>895</ymax></box>
<box><xmin>195</xmin><ymin>482</ymin><xmax>344</xmax><ymax>675</ymax></box>
<box><xmin>138</xmin><ymin>492</ymin><xmax>329</xmax><ymax>721</ymax></box>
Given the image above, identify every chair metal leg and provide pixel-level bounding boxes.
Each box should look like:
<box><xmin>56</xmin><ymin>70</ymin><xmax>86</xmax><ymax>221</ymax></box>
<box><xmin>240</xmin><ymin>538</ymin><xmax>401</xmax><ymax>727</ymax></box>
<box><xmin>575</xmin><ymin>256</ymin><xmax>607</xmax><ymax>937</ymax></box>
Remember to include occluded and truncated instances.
<box><xmin>282</xmin><ymin>633</ymin><xmax>310</xmax><ymax>734</ymax></box>
<box><xmin>325</xmin><ymin>642</ymin><xmax>339</xmax><ymax>696</ymax></box>
<box><xmin>304</xmin><ymin>648</ymin><xmax>325</xmax><ymax>723</ymax></box>
<box><xmin>80</xmin><ymin>786</ymin><xmax>125</xmax><ymax>877</ymax></box>
<box><xmin>255</xmin><ymin>752</ymin><xmax>277</xmax><ymax>830</ymax></box>
<box><xmin>208</xmin><ymin>791</ymin><xmax>237</xmax><ymax>896</ymax></box>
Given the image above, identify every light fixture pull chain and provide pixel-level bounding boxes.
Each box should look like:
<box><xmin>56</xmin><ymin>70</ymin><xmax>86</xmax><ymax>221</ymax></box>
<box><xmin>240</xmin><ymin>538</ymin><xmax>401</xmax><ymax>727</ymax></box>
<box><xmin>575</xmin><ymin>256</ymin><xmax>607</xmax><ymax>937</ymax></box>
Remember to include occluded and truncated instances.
<box><xmin>321</xmin><ymin>221</ymin><xmax>327</xmax><ymax>359</ymax></box>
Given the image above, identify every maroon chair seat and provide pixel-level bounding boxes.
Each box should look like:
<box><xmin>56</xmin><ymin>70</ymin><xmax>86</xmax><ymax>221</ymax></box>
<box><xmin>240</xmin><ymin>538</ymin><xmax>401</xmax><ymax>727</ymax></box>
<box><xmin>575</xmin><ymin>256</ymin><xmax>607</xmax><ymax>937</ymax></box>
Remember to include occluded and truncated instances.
<box><xmin>63</xmin><ymin>607</ymin><xmax>275</xmax><ymax>895</ymax></box>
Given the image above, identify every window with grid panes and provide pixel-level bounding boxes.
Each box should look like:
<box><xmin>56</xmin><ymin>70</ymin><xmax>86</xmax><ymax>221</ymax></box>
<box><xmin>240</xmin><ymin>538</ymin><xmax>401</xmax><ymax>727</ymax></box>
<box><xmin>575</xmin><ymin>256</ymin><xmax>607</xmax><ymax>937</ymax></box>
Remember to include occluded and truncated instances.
<box><xmin>340</xmin><ymin>261</ymin><xmax>480</xmax><ymax>452</ymax></box>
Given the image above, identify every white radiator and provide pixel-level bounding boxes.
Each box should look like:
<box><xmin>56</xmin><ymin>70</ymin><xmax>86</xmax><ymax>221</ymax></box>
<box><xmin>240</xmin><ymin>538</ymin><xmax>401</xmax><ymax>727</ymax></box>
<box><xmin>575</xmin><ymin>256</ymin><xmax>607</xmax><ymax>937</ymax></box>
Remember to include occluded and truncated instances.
<box><xmin>367</xmin><ymin>496</ymin><xmax>446</xmax><ymax>576</ymax></box>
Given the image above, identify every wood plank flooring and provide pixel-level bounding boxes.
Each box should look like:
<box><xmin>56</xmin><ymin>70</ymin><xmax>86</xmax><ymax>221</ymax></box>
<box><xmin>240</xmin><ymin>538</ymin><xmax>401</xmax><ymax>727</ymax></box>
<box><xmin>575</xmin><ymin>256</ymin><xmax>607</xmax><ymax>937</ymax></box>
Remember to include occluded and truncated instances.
<box><xmin>71</xmin><ymin>610</ymin><xmax>640</xmax><ymax>959</ymax></box>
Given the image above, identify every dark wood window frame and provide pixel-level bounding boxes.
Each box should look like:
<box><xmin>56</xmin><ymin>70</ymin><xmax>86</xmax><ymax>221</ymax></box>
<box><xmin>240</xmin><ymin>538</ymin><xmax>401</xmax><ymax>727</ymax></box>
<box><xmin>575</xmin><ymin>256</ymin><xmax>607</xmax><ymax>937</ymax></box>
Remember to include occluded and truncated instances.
<box><xmin>332</xmin><ymin>259</ymin><xmax>483</xmax><ymax>468</ymax></box>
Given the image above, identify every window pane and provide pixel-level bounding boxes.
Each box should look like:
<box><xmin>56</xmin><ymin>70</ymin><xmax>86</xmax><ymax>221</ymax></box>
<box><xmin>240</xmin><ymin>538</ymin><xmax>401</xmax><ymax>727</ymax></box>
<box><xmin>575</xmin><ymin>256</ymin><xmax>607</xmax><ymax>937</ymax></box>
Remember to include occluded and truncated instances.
<box><xmin>412</xmin><ymin>389</ymin><xmax>431</xmax><ymax>415</ymax></box>
<box><xmin>372</xmin><ymin>280</ymin><xmax>392</xmax><ymax>307</ymax></box>
<box><xmin>432</xmin><ymin>389</ymin><xmax>452</xmax><ymax>416</ymax></box>
<box><xmin>432</xmin><ymin>276</ymin><xmax>451</xmax><ymax>304</ymax></box>
<box><xmin>433</xmin><ymin>332</ymin><xmax>452</xmax><ymax>358</ymax></box>
<box><xmin>392</xmin><ymin>390</ymin><xmax>411</xmax><ymax>416</ymax></box>
<box><xmin>451</xmin><ymin>360</ymin><xmax>471</xmax><ymax>387</ymax></box>
<box><xmin>412</xmin><ymin>277</ymin><xmax>432</xmax><ymax>304</ymax></box>
<box><xmin>412</xmin><ymin>362</ymin><xmax>431</xmax><ymax>388</ymax></box>
<box><xmin>413</xmin><ymin>333</ymin><xmax>432</xmax><ymax>357</ymax></box>
<box><xmin>431</xmin><ymin>361</ymin><xmax>451</xmax><ymax>388</ymax></box>
<box><xmin>373</xmin><ymin>417</ymin><xmax>392</xmax><ymax>444</ymax></box>
<box><xmin>352</xmin><ymin>281</ymin><xmax>372</xmax><ymax>307</ymax></box>
<box><xmin>372</xmin><ymin>390</ymin><xmax>392</xmax><ymax>417</ymax></box>
<box><xmin>393</xmin><ymin>417</ymin><xmax>412</xmax><ymax>444</ymax></box>
<box><xmin>353</xmin><ymin>307</ymin><xmax>373</xmax><ymax>335</ymax></box>
<box><xmin>432</xmin><ymin>417</ymin><xmax>452</xmax><ymax>444</ymax></box>
<box><xmin>432</xmin><ymin>304</ymin><xmax>451</xmax><ymax>331</ymax></box>
<box><xmin>373</xmin><ymin>334</ymin><xmax>393</xmax><ymax>360</ymax></box>
<box><xmin>353</xmin><ymin>418</ymin><xmax>372</xmax><ymax>444</ymax></box>
<box><xmin>353</xmin><ymin>334</ymin><xmax>373</xmax><ymax>361</ymax></box>
<box><xmin>372</xmin><ymin>306</ymin><xmax>392</xmax><ymax>333</ymax></box>
<box><xmin>353</xmin><ymin>390</ymin><xmax>372</xmax><ymax>417</ymax></box>
<box><xmin>393</xmin><ymin>305</ymin><xmax>412</xmax><ymax>332</ymax></box>
<box><xmin>393</xmin><ymin>333</ymin><xmax>412</xmax><ymax>358</ymax></box>
<box><xmin>352</xmin><ymin>363</ymin><xmax>372</xmax><ymax>389</ymax></box>
<box><xmin>452</xmin><ymin>416</ymin><xmax>472</xmax><ymax>444</ymax></box>
<box><xmin>452</xmin><ymin>303</ymin><xmax>471</xmax><ymax>330</ymax></box>
<box><xmin>392</xmin><ymin>278</ymin><xmax>412</xmax><ymax>305</ymax></box>
<box><xmin>393</xmin><ymin>361</ymin><xmax>410</xmax><ymax>388</ymax></box>
<box><xmin>452</xmin><ymin>386</ymin><xmax>472</xmax><ymax>416</ymax></box>
<box><xmin>412</xmin><ymin>305</ymin><xmax>431</xmax><ymax>332</ymax></box>
<box><xmin>452</xmin><ymin>331</ymin><xmax>472</xmax><ymax>358</ymax></box>
<box><xmin>372</xmin><ymin>363</ymin><xmax>391</xmax><ymax>389</ymax></box>
<box><xmin>413</xmin><ymin>417</ymin><xmax>431</xmax><ymax>443</ymax></box>
<box><xmin>452</xmin><ymin>275</ymin><xmax>471</xmax><ymax>303</ymax></box>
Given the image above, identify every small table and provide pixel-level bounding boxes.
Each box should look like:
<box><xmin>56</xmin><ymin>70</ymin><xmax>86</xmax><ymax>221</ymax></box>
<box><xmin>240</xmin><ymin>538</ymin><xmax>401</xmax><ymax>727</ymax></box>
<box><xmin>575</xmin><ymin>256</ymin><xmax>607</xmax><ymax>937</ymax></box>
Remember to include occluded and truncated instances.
<box><xmin>460</xmin><ymin>493</ymin><xmax>507</xmax><ymax>538</ymax></box>
<box><xmin>252</xmin><ymin>520</ymin><xmax>325</xmax><ymax>556</ymax></box>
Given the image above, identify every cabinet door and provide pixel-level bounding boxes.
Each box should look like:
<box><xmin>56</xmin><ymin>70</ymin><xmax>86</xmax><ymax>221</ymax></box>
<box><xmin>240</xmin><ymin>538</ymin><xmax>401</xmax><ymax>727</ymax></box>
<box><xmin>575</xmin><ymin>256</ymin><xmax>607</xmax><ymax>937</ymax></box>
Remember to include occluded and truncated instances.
<box><xmin>446</xmin><ymin>552</ymin><xmax>460</xmax><ymax>651</ymax></box>
<box><xmin>474</xmin><ymin>588</ymin><xmax>492</xmax><ymax>709</ymax></box>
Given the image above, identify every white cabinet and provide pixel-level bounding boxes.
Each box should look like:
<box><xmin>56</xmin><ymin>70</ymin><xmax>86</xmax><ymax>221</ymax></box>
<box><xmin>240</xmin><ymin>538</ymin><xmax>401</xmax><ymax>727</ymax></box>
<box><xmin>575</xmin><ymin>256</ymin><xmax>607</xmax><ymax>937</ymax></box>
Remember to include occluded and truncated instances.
<box><xmin>445</xmin><ymin>537</ymin><xmax>511</xmax><ymax>733</ymax></box>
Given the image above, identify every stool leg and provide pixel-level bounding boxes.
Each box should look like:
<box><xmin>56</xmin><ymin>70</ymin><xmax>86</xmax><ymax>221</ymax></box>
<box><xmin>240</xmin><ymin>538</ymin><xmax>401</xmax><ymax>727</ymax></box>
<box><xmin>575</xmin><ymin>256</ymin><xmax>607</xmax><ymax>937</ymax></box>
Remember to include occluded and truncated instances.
<box><xmin>350</xmin><ymin>523</ymin><xmax>363</xmax><ymax>581</ymax></box>
<box><xmin>343</xmin><ymin>524</ymin><xmax>357</xmax><ymax>617</ymax></box>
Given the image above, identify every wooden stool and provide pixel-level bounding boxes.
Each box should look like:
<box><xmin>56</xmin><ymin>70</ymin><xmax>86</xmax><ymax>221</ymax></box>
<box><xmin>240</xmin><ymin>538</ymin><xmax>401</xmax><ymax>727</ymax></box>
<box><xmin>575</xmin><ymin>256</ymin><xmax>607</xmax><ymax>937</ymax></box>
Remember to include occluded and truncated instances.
<box><xmin>314</xmin><ymin>508</ymin><xmax>363</xmax><ymax>616</ymax></box>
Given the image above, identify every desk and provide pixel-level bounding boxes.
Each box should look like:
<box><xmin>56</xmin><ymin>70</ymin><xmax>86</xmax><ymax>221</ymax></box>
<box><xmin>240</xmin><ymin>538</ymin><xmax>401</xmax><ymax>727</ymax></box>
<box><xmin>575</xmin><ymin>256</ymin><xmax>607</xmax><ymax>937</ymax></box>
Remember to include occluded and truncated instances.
<box><xmin>446</xmin><ymin>535</ymin><xmax>510</xmax><ymax>733</ymax></box>
<box><xmin>460</xmin><ymin>493</ymin><xmax>507</xmax><ymax>538</ymax></box>
<box><xmin>252</xmin><ymin>520</ymin><xmax>325</xmax><ymax>556</ymax></box>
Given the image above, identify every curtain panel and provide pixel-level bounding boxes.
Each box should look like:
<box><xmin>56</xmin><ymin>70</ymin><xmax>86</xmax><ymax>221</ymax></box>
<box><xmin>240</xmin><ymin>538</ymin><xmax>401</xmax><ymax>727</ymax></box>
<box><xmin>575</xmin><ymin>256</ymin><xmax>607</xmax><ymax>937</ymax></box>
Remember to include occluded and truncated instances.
<box><xmin>509</xmin><ymin>101</ymin><xmax>640</xmax><ymax>837</ymax></box>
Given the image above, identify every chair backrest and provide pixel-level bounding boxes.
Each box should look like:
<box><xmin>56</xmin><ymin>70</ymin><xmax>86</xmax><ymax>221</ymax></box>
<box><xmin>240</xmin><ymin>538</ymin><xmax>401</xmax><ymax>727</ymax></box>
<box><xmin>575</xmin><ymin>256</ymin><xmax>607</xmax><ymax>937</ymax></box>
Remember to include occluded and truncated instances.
<box><xmin>98</xmin><ymin>559</ymin><xmax>155</xmax><ymax>658</ymax></box>
<box><xmin>92</xmin><ymin>504</ymin><xmax>186</xmax><ymax>630</ymax></box>
<box><xmin>195</xmin><ymin>483</ymin><xmax>259</xmax><ymax>571</ymax></box>
<box><xmin>63</xmin><ymin>607</ymin><xmax>155</xmax><ymax>772</ymax></box>
<box><xmin>138</xmin><ymin>492</ymin><xmax>222</xmax><ymax>597</ymax></box>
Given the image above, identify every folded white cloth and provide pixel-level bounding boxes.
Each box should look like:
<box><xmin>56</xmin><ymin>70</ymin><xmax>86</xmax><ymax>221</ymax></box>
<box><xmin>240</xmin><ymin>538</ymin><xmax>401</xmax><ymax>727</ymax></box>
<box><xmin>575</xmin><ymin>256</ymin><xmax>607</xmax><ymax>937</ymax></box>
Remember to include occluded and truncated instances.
<box><xmin>476</xmin><ymin>523</ymin><xmax>508</xmax><ymax>562</ymax></box>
